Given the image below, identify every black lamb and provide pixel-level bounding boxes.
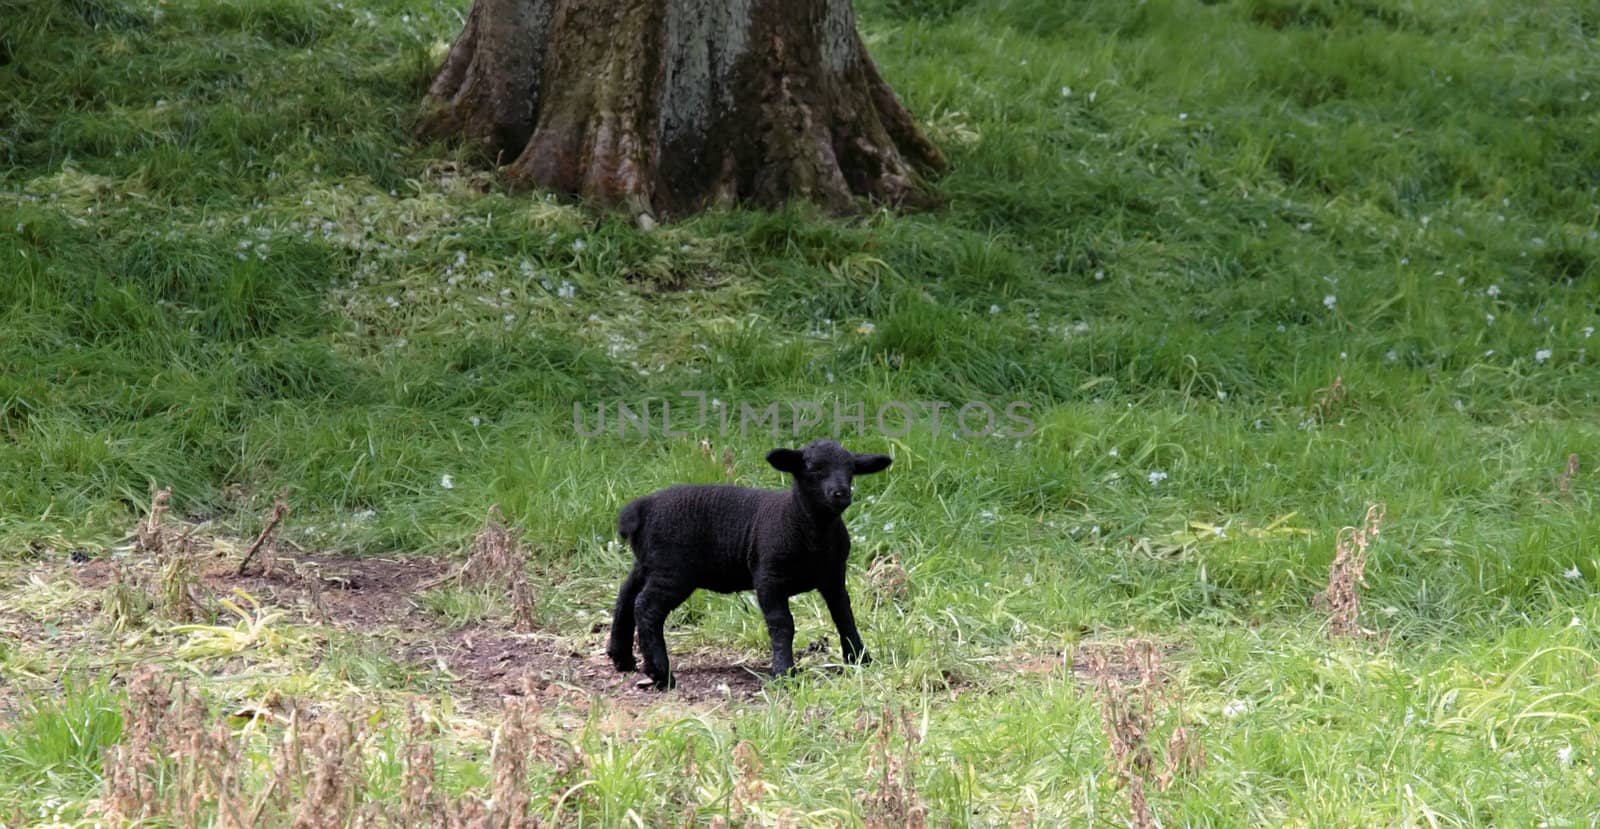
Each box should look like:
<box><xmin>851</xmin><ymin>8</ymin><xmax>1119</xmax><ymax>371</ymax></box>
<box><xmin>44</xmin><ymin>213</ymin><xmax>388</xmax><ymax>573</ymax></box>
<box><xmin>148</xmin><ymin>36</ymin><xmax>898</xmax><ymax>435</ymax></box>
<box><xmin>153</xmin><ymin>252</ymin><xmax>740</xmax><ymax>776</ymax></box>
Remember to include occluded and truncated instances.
<box><xmin>607</xmin><ymin>439</ymin><xmax>892</xmax><ymax>689</ymax></box>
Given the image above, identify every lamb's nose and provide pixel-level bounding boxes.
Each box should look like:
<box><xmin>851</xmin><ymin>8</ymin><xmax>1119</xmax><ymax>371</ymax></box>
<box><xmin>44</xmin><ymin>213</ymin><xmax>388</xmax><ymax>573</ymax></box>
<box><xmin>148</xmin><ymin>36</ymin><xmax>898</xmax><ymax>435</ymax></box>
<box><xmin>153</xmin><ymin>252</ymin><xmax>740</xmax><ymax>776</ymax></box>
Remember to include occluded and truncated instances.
<box><xmin>829</xmin><ymin>488</ymin><xmax>851</xmax><ymax>503</ymax></box>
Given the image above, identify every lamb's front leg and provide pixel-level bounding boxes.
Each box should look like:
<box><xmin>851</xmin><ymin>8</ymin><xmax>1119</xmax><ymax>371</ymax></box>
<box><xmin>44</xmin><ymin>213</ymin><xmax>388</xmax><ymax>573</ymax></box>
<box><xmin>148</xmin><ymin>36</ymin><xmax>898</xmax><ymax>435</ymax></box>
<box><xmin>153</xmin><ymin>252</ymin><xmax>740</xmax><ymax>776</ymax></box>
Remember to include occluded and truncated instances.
<box><xmin>755</xmin><ymin>586</ymin><xmax>797</xmax><ymax>678</ymax></box>
<box><xmin>820</xmin><ymin>575</ymin><xmax>869</xmax><ymax>665</ymax></box>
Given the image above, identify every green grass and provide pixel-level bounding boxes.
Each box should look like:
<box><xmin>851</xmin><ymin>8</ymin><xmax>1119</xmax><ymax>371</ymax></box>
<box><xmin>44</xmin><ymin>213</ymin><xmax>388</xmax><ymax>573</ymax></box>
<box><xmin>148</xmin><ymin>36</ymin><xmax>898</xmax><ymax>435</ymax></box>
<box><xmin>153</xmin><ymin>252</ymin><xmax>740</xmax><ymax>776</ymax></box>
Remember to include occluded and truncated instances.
<box><xmin>3</xmin><ymin>0</ymin><xmax>1600</xmax><ymax>824</ymax></box>
<box><xmin>0</xmin><ymin>678</ymin><xmax>124</xmax><ymax>819</ymax></box>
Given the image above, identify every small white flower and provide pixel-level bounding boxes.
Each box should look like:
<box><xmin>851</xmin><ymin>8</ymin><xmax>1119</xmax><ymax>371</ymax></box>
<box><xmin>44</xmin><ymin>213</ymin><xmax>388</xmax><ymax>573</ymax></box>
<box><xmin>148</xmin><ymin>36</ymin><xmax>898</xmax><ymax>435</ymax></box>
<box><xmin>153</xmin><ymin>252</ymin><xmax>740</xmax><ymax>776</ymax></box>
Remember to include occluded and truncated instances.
<box><xmin>1563</xmin><ymin>565</ymin><xmax>1582</xmax><ymax>580</ymax></box>
<box><xmin>1487</xmin><ymin>284</ymin><xmax>1501</xmax><ymax>297</ymax></box>
<box><xmin>1323</xmin><ymin>294</ymin><xmax>1337</xmax><ymax>310</ymax></box>
<box><xmin>1108</xmin><ymin>447</ymin><xmax>1119</xmax><ymax>457</ymax></box>
<box><xmin>1585</xmin><ymin>327</ymin><xmax>1594</xmax><ymax>339</ymax></box>
<box><xmin>1178</xmin><ymin>112</ymin><xmax>1189</xmax><ymax>120</ymax></box>
<box><xmin>572</xmin><ymin>239</ymin><xmax>587</xmax><ymax>252</ymax></box>
<box><xmin>557</xmin><ymin>281</ymin><xmax>576</xmax><ymax>299</ymax></box>
<box><xmin>440</xmin><ymin>474</ymin><xmax>454</xmax><ymax>490</ymax></box>
<box><xmin>385</xmin><ymin>296</ymin><xmax>400</xmax><ymax>308</ymax></box>
<box><xmin>1147</xmin><ymin>470</ymin><xmax>1168</xmax><ymax>486</ymax></box>
<box><xmin>1276</xmin><ymin>324</ymin><xmax>1287</xmax><ymax>333</ymax></box>
<box><xmin>1385</xmin><ymin>349</ymin><xmax>1399</xmax><ymax>364</ymax></box>
<box><xmin>1222</xmin><ymin>699</ymin><xmax>1251</xmax><ymax>719</ymax></box>
<box><xmin>1093</xmin><ymin>270</ymin><xmax>1105</xmax><ymax>281</ymax></box>
<box><xmin>352</xmin><ymin>509</ymin><xmax>376</xmax><ymax>522</ymax></box>
<box><xmin>1216</xmin><ymin>390</ymin><xmax>1228</xmax><ymax>401</ymax></box>
<box><xmin>1486</xmin><ymin>313</ymin><xmax>1495</xmax><ymax>325</ymax></box>
<box><xmin>469</xmin><ymin>416</ymin><xmax>482</xmax><ymax>427</ymax></box>
<box><xmin>883</xmin><ymin>521</ymin><xmax>896</xmax><ymax>533</ymax></box>
<box><xmin>1061</xmin><ymin>86</ymin><xmax>1072</xmax><ymax>97</ymax></box>
<box><xmin>989</xmin><ymin>304</ymin><xmax>1001</xmax><ymax>315</ymax></box>
<box><xmin>1536</xmin><ymin>349</ymin><xmax>1553</xmax><ymax>363</ymax></box>
<box><xmin>1558</xmin><ymin>745</ymin><xmax>1575</xmax><ymax>767</ymax></box>
<box><xmin>1088</xmin><ymin>90</ymin><xmax>1097</xmax><ymax>103</ymax></box>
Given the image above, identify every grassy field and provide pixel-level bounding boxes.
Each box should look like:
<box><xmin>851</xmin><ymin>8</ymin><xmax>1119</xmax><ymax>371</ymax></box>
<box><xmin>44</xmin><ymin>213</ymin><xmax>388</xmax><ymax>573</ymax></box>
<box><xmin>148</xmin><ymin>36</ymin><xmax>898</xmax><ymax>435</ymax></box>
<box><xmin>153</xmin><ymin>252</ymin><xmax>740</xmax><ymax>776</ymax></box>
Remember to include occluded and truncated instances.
<box><xmin>3</xmin><ymin>0</ymin><xmax>1600</xmax><ymax>825</ymax></box>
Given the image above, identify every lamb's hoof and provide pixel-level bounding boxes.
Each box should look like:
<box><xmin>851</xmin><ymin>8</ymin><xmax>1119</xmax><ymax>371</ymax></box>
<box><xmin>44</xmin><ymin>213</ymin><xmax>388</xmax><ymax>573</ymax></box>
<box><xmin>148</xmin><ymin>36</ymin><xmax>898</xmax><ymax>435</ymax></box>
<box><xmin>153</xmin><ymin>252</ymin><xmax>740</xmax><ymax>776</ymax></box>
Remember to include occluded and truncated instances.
<box><xmin>636</xmin><ymin>675</ymin><xmax>674</xmax><ymax>691</ymax></box>
<box><xmin>608</xmin><ymin>651</ymin><xmax>637</xmax><ymax>673</ymax></box>
<box><xmin>852</xmin><ymin>651</ymin><xmax>873</xmax><ymax>666</ymax></box>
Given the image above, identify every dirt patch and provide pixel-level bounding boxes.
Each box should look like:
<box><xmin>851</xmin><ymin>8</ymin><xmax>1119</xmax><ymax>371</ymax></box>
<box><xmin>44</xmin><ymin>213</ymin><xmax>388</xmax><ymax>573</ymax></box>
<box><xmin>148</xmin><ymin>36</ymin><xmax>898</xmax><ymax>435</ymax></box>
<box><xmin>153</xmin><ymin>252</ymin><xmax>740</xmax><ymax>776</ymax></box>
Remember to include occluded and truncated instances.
<box><xmin>417</xmin><ymin>629</ymin><xmax>770</xmax><ymax>707</ymax></box>
<box><xmin>70</xmin><ymin>552</ymin><xmax>772</xmax><ymax>708</ymax></box>
<box><xmin>77</xmin><ymin>552</ymin><xmax>452</xmax><ymax>629</ymax></box>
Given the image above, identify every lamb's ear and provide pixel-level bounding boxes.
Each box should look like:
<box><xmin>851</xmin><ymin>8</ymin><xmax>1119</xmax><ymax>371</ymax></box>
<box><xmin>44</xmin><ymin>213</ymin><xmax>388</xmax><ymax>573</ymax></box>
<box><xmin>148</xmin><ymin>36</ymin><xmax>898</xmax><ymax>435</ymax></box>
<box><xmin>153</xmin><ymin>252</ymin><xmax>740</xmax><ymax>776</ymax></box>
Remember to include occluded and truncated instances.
<box><xmin>852</xmin><ymin>453</ymin><xmax>892</xmax><ymax>475</ymax></box>
<box><xmin>767</xmin><ymin>448</ymin><xmax>805</xmax><ymax>474</ymax></box>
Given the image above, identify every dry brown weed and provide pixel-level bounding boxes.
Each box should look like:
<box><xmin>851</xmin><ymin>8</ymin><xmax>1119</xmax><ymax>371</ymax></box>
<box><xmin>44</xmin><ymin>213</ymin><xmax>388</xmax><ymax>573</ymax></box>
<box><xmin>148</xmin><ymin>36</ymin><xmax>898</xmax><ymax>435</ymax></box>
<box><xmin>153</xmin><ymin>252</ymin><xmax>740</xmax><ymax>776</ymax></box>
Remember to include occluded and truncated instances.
<box><xmin>101</xmin><ymin>672</ymin><xmax>581</xmax><ymax>828</ymax></box>
<box><xmin>1313</xmin><ymin>503</ymin><xmax>1386</xmax><ymax>639</ymax></box>
<box><xmin>1085</xmin><ymin>641</ymin><xmax>1205</xmax><ymax>829</ymax></box>
<box><xmin>860</xmin><ymin>706</ymin><xmax>929</xmax><ymax>829</ymax></box>
<box><xmin>463</xmin><ymin>506</ymin><xmax>537</xmax><ymax>632</ymax></box>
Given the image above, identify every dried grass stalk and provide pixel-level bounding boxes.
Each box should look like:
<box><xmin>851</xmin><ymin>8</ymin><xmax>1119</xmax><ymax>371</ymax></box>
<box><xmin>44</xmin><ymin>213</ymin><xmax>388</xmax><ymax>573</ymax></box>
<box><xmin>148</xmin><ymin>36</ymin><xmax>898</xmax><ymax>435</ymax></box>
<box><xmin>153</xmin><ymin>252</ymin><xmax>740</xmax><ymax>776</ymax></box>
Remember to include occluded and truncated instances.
<box><xmin>1086</xmin><ymin>641</ymin><xmax>1206</xmax><ymax>829</ymax></box>
<box><xmin>1314</xmin><ymin>503</ymin><xmax>1386</xmax><ymax>639</ymax></box>
<box><xmin>238</xmin><ymin>497</ymin><xmax>290</xmax><ymax>576</ymax></box>
<box><xmin>860</xmin><ymin>707</ymin><xmax>928</xmax><ymax>829</ymax></box>
<box><xmin>464</xmin><ymin>506</ymin><xmax>537</xmax><ymax>632</ymax></box>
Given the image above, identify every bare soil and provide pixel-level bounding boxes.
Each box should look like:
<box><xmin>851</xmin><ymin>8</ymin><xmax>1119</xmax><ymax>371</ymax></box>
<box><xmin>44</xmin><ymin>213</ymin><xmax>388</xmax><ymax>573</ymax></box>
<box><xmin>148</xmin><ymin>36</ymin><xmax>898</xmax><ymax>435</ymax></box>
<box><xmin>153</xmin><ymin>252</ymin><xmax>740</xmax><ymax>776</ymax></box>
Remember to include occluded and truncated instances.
<box><xmin>70</xmin><ymin>552</ymin><xmax>770</xmax><ymax>707</ymax></box>
<box><xmin>422</xmin><ymin>629</ymin><xmax>770</xmax><ymax>707</ymax></box>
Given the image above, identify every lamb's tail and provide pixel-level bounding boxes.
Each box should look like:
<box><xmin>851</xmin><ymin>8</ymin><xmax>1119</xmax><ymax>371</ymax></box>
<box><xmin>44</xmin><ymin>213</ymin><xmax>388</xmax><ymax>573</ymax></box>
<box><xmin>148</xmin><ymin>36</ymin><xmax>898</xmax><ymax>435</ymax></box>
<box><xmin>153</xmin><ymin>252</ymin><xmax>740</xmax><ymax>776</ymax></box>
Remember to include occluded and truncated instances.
<box><xmin>617</xmin><ymin>497</ymin><xmax>647</xmax><ymax>545</ymax></box>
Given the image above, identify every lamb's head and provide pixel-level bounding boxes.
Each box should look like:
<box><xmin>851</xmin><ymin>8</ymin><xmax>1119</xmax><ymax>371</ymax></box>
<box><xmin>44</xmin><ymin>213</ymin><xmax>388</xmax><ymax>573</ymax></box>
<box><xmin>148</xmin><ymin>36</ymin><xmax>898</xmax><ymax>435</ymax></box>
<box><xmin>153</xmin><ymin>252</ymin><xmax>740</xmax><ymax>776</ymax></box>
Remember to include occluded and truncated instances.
<box><xmin>767</xmin><ymin>439</ymin><xmax>892</xmax><ymax>514</ymax></box>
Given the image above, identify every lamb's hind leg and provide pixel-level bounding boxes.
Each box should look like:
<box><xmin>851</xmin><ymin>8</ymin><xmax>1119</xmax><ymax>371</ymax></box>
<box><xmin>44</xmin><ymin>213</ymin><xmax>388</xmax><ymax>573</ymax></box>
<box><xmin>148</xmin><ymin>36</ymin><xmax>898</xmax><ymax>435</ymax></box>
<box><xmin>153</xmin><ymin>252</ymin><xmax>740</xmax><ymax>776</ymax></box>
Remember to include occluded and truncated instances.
<box><xmin>607</xmin><ymin>563</ymin><xmax>646</xmax><ymax>673</ymax></box>
<box><xmin>634</xmin><ymin>579</ymin><xmax>693</xmax><ymax>690</ymax></box>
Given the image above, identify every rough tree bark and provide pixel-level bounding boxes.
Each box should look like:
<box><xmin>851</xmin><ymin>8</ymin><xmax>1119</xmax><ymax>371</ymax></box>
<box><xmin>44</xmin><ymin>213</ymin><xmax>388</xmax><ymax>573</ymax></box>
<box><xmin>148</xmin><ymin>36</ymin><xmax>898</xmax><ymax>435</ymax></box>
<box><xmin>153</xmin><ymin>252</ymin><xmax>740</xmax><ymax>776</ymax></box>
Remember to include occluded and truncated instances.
<box><xmin>419</xmin><ymin>0</ymin><xmax>946</xmax><ymax>219</ymax></box>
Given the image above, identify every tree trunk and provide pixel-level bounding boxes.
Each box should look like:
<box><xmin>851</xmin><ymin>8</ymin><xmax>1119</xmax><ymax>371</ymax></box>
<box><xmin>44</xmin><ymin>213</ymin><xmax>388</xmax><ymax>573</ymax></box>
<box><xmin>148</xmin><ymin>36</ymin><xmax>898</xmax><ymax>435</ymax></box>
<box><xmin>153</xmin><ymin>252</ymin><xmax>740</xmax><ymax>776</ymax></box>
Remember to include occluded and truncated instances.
<box><xmin>419</xmin><ymin>0</ymin><xmax>946</xmax><ymax>219</ymax></box>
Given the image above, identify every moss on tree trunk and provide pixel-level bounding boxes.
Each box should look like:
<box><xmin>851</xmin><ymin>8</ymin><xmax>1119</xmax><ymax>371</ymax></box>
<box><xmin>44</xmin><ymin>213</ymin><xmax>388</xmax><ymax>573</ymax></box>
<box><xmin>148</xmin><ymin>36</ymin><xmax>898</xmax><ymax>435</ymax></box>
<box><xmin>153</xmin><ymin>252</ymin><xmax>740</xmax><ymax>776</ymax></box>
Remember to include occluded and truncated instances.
<box><xmin>419</xmin><ymin>0</ymin><xmax>945</xmax><ymax>219</ymax></box>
